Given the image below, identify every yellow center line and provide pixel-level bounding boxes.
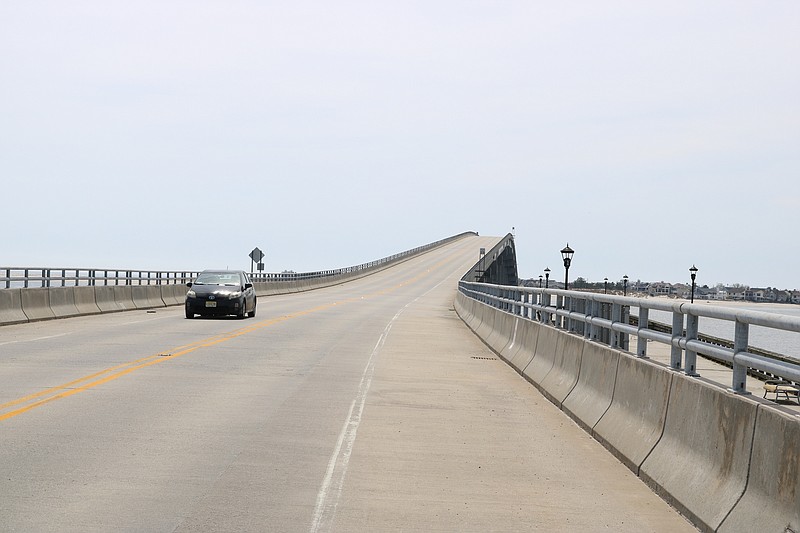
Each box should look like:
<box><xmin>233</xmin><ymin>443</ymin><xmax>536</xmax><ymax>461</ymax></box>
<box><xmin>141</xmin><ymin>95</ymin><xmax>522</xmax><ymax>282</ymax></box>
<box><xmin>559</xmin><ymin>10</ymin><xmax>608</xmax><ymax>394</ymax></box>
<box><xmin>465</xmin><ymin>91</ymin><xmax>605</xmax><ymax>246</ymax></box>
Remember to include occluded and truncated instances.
<box><xmin>0</xmin><ymin>252</ymin><xmax>461</xmax><ymax>422</ymax></box>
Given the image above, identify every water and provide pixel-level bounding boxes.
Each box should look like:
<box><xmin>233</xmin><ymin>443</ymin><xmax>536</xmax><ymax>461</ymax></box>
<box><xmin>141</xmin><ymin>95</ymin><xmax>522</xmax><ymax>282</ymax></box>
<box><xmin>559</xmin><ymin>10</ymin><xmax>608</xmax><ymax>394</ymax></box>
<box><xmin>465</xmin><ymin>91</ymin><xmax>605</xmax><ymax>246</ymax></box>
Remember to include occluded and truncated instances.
<box><xmin>640</xmin><ymin>301</ymin><xmax>800</xmax><ymax>361</ymax></box>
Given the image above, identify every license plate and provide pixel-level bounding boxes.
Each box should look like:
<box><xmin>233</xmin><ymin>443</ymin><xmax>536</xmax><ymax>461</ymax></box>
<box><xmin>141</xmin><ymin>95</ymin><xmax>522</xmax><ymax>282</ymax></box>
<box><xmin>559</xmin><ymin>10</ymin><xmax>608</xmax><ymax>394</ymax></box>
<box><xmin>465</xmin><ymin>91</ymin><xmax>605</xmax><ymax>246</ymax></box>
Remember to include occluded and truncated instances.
<box><xmin>205</xmin><ymin>301</ymin><xmax>217</xmax><ymax>308</ymax></box>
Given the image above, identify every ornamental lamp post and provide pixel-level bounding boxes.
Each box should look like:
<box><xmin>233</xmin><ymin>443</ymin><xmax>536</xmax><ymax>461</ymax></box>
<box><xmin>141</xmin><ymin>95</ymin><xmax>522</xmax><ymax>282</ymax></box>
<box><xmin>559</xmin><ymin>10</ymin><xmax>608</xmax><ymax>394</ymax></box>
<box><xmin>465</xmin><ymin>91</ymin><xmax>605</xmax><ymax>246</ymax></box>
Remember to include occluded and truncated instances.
<box><xmin>538</xmin><ymin>275</ymin><xmax>543</xmax><ymax>288</ymax></box>
<box><xmin>544</xmin><ymin>268</ymin><xmax>551</xmax><ymax>289</ymax></box>
<box><xmin>604</xmin><ymin>277</ymin><xmax>608</xmax><ymax>294</ymax></box>
<box><xmin>623</xmin><ymin>275</ymin><xmax>629</xmax><ymax>296</ymax></box>
<box><xmin>561</xmin><ymin>244</ymin><xmax>574</xmax><ymax>291</ymax></box>
<box><xmin>689</xmin><ymin>265</ymin><xmax>698</xmax><ymax>303</ymax></box>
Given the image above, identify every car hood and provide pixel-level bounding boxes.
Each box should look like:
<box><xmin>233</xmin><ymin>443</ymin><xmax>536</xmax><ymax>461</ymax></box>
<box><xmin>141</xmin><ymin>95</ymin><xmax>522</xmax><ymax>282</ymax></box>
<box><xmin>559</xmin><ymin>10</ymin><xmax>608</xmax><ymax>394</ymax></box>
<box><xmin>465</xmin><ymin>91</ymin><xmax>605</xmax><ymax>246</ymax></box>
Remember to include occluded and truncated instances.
<box><xmin>190</xmin><ymin>284</ymin><xmax>242</xmax><ymax>296</ymax></box>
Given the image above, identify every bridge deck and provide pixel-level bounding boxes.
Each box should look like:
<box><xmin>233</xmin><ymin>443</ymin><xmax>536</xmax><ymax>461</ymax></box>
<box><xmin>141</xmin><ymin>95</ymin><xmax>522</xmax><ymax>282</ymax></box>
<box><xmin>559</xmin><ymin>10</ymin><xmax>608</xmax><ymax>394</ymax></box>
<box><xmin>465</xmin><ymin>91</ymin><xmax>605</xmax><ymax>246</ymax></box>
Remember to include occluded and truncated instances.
<box><xmin>0</xmin><ymin>235</ymin><xmax>694</xmax><ymax>531</ymax></box>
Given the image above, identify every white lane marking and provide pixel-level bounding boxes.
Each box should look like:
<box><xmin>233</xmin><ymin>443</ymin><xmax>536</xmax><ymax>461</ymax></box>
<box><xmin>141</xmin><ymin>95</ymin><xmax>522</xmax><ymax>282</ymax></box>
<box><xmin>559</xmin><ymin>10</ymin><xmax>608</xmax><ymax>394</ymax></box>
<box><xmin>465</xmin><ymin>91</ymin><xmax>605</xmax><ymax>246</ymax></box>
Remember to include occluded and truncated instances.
<box><xmin>309</xmin><ymin>309</ymin><xmax>398</xmax><ymax>533</ymax></box>
<box><xmin>0</xmin><ymin>332</ymin><xmax>71</xmax><ymax>346</ymax></box>
<box><xmin>0</xmin><ymin>314</ymin><xmax>173</xmax><ymax>346</ymax></box>
<box><xmin>310</xmin><ymin>277</ymin><xmax>450</xmax><ymax>533</ymax></box>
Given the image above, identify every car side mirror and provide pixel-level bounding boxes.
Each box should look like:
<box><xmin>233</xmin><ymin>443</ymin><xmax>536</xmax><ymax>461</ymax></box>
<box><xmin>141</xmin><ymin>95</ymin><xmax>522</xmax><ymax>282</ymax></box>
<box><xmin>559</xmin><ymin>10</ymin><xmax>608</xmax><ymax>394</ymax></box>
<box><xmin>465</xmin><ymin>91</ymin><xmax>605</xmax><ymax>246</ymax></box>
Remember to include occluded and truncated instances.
<box><xmin>245</xmin><ymin>283</ymin><xmax>253</xmax><ymax>289</ymax></box>
<box><xmin>187</xmin><ymin>282</ymin><xmax>193</xmax><ymax>288</ymax></box>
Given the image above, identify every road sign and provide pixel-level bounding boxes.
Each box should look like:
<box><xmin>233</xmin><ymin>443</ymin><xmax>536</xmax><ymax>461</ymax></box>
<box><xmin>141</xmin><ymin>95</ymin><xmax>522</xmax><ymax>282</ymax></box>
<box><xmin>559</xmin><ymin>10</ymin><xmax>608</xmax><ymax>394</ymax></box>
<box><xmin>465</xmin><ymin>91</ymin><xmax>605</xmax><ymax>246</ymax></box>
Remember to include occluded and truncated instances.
<box><xmin>249</xmin><ymin>247</ymin><xmax>264</xmax><ymax>263</ymax></box>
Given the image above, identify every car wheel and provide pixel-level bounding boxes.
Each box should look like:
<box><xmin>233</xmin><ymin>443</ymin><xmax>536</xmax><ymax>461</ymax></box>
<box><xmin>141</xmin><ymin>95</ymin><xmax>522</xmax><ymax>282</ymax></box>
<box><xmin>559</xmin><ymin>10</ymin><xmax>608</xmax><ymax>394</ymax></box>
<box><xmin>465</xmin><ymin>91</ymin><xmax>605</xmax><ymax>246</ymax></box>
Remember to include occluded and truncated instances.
<box><xmin>237</xmin><ymin>299</ymin><xmax>247</xmax><ymax>319</ymax></box>
<box><xmin>185</xmin><ymin>305</ymin><xmax>194</xmax><ymax>319</ymax></box>
<box><xmin>248</xmin><ymin>298</ymin><xmax>257</xmax><ymax>318</ymax></box>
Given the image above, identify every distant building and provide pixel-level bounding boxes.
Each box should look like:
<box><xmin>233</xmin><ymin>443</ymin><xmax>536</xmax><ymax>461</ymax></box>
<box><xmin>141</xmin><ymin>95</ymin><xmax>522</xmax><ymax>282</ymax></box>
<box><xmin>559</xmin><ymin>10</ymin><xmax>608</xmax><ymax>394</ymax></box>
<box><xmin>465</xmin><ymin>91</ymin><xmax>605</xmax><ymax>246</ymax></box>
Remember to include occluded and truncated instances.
<box><xmin>726</xmin><ymin>287</ymin><xmax>747</xmax><ymax>301</ymax></box>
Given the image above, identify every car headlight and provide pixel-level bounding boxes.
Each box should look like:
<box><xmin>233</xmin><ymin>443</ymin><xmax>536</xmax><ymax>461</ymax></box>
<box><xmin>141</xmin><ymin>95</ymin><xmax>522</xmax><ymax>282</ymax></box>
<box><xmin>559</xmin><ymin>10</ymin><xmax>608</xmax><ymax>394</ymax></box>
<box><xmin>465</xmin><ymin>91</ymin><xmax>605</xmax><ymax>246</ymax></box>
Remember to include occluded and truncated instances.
<box><xmin>186</xmin><ymin>290</ymin><xmax>196</xmax><ymax>298</ymax></box>
<box><xmin>229</xmin><ymin>291</ymin><xmax>242</xmax><ymax>299</ymax></box>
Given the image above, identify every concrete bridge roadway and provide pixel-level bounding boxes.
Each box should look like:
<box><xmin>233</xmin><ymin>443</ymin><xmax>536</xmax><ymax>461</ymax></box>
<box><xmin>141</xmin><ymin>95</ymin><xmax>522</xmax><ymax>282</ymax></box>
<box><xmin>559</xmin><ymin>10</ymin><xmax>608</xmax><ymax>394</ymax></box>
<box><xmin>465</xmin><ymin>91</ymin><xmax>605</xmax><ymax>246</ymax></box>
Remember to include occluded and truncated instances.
<box><xmin>0</xmin><ymin>235</ymin><xmax>695</xmax><ymax>532</ymax></box>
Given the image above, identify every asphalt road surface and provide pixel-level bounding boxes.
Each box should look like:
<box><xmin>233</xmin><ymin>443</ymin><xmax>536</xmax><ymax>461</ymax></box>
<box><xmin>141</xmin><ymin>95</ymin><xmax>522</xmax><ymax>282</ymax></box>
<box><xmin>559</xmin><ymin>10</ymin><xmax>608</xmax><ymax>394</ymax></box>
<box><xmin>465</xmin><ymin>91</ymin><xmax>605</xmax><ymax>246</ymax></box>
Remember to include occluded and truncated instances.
<box><xmin>0</xmin><ymin>235</ymin><xmax>695</xmax><ymax>532</ymax></box>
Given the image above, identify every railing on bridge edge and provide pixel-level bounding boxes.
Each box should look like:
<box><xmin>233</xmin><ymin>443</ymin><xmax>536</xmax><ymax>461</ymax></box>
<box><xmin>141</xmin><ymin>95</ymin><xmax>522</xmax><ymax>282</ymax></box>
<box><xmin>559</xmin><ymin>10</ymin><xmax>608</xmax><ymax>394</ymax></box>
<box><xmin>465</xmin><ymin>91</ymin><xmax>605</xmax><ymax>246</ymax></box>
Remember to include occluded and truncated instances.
<box><xmin>1</xmin><ymin>232</ymin><xmax>478</xmax><ymax>289</ymax></box>
<box><xmin>459</xmin><ymin>281</ymin><xmax>800</xmax><ymax>395</ymax></box>
<box><xmin>0</xmin><ymin>268</ymin><xmax>199</xmax><ymax>288</ymax></box>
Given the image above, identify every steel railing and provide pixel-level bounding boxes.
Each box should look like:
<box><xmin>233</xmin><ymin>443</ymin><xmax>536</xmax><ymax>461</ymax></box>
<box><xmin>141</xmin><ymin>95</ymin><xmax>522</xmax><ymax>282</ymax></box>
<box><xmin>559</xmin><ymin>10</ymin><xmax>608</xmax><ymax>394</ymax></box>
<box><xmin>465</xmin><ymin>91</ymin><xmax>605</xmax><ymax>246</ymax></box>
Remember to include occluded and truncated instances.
<box><xmin>459</xmin><ymin>281</ymin><xmax>800</xmax><ymax>394</ymax></box>
<box><xmin>2</xmin><ymin>232</ymin><xmax>478</xmax><ymax>289</ymax></box>
<box><xmin>0</xmin><ymin>268</ymin><xmax>199</xmax><ymax>288</ymax></box>
<box><xmin>249</xmin><ymin>232</ymin><xmax>477</xmax><ymax>283</ymax></box>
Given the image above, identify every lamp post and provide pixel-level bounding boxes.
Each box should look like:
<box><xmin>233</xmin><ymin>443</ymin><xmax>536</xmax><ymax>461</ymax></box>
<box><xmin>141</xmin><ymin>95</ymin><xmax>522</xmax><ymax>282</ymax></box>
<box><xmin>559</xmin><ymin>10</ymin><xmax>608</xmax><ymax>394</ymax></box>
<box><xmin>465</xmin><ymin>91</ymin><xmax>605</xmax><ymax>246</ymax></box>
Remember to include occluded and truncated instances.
<box><xmin>538</xmin><ymin>275</ymin><xmax>543</xmax><ymax>288</ymax></box>
<box><xmin>689</xmin><ymin>265</ymin><xmax>698</xmax><ymax>303</ymax></box>
<box><xmin>604</xmin><ymin>277</ymin><xmax>608</xmax><ymax>294</ymax></box>
<box><xmin>544</xmin><ymin>268</ymin><xmax>550</xmax><ymax>289</ymax></box>
<box><xmin>623</xmin><ymin>275</ymin><xmax>629</xmax><ymax>296</ymax></box>
<box><xmin>561</xmin><ymin>244</ymin><xmax>574</xmax><ymax>291</ymax></box>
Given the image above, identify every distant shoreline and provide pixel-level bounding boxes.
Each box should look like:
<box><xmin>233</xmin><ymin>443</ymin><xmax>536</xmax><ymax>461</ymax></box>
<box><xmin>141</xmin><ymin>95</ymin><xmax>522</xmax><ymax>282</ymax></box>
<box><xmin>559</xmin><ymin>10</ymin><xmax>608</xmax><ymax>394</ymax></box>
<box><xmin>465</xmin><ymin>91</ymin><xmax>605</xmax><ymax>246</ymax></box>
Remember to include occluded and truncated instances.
<box><xmin>637</xmin><ymin>295</ymin><xmax>800</xmax><ymax>313</ymax></box>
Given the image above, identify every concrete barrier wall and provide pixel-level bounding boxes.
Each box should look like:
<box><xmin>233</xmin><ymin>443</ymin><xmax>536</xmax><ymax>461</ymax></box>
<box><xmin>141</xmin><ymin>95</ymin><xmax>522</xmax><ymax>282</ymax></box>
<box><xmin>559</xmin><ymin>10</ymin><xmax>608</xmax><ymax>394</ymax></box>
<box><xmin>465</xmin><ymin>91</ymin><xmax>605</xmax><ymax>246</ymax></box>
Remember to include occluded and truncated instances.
<box><xmin>132</xmin><ymin>286</ymin><xmax>165</xmax><ymax>309</ymax></box>
<box><xmin>113</xmin><ymin>286</ymin><xmax>136</xmax><ymax>311</ymax></box>
<box><xmin>73</xmin><ymin>287</ymin><xmax>101</xmax><ymax>315</ymax></box>
<box><xmin>487</xmin><ymin>312</ymin><xmax>516</xmax><ymax>355</ymax></box>
<box><xmin>537</xmin><ymin>333</ymin><xmax>584</xmax><ymax>407</ymax></box>
<box><xmin>561</xmin><ymin>343</ymin><xmax>620</xmax><ymax>432</ymax></box>
<box><xmin>719</xmin><ymin>405</ymin><xmax>800</xmax><ymax>533</ymax></box>
<box><xmin>499</xmin><ymin>317</ymin><xmax>523</xmax><ymax>364</ymax></box>
<box><xmin>95</xmin><ymin>286</ymin><xmax>123</xmax><ymax>312</ymax></box>
<box><xmin>456</xmin><ymin>297</ymin><xmax>799</xmax><ymax>532</ymax></box>
<box><xmin>0</xmin><ymin>288</ymin><xmax>28</xmax><ymax>325</ymax></box>
<box><xmin>161</xmin><ymin>284</ymin><xmax>185</xmax><ymax>306</ymax></box>
<box><xmin>639</xmin><ymin>375</ymin><xmax>759</xmax><ymax>532</ymax></box>
<box><xmin>592</xmin><ymin>353</ymin><xmax>672</xmax><ymax>474</ymax></box>
<box><xmin>48</xmin><ymin>287</ymin><xmax>81</xmax><ymax>318</ymax></box>
<box><xmin>20</xmin><ymin>288</ymin><xmax>55</xmax><ymax>322</ymax></box>
<box><xmin>522</xmin><ymin>325</ymin><xmax>559</xmax><ymax>386</ymax></box>
<box><xmin>507</xmin><ymin>319</ymin><xmax>539</xmax><ymax>373</ymax></box>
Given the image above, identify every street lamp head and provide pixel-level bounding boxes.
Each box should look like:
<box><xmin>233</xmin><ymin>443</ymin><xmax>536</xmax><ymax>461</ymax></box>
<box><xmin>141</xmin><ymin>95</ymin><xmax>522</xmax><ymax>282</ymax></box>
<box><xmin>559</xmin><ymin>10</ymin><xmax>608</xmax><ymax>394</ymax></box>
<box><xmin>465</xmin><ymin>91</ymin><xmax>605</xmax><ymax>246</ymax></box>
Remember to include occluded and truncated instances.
<box><xmin>561</xmin><ymin>244</ymin><xmax>574</xmax><ymax>269</ymax></box>
<box><xmin>689</xmin><ymin>265</ymin><xmax>698</xmax><ymax>281</ymax></box>
<box><xmin>544</xmin><ymin>267</ymin><xmax>550</xmax><ymax>278</ymax></box>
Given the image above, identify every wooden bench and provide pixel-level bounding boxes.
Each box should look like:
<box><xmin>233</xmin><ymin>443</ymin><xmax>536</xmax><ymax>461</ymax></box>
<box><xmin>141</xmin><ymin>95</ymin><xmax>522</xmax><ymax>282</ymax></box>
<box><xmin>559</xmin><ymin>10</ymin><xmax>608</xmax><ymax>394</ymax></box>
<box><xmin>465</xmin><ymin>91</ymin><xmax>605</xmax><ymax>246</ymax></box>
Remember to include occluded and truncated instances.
<box><xmin>763</xmin><ymin>380</ymin><xmax>800</xmax><ymax>405</ymax></box>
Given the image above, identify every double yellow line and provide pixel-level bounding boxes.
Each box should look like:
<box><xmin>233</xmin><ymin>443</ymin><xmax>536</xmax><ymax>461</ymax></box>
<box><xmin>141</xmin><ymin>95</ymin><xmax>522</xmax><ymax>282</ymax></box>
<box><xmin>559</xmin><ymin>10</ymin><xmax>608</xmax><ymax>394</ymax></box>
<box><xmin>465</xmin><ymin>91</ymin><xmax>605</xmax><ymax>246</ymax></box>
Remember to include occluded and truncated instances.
<box><xmin>0</xmin><ymin>312</ymin><xmax>303</xmax><ymax>423</ymax></box>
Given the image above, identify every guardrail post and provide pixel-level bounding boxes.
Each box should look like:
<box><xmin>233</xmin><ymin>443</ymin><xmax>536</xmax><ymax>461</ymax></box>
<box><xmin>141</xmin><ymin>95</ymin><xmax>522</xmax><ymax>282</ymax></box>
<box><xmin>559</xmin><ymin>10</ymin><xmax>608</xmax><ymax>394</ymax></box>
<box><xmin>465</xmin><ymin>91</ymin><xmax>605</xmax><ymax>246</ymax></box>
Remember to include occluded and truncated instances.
<box><xmin>543</xmin><ymin>293</ymin><xmax>551</xmax><ymax>325</ymax></box>
<box><xmin>636</xmin><ymin>307</ymin><xmax>649</xmax><ymax>357</ymax></box>
<box><xmin>670</xmin><ymin>312</ymin><xmax>684</xmax><ymax>370</ymax></box>
<box><xmin>584</xmin><ymin>298</ymin><xmax>592</xmax><ymax>339</ymax></box>
<box><xmin>685</xmin><ymin>313</ymin><xmax>699</xmax><ymax>376</ymax></box>
<box><xmin>611</xmin><ymin>303</ymin><xmax>621</xmax><ymax>348</ymax></box>
<box><xmin>731</xmin><ymin>320</ymin><xmax>750</xmax><ymax>394</ymax></box>
<box><xmin>621</xmin><ymin>305</ymin><xmax>629</xmax><ymax>351</ymax></box>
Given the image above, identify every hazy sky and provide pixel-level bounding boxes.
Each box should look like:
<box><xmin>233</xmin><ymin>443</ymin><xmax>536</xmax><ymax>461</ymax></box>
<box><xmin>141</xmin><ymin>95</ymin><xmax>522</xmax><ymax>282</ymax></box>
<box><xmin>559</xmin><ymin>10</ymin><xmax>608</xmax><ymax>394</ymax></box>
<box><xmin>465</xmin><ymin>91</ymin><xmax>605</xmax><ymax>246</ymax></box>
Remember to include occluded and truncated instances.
<box><xmin>2</xmin><ymin>2</ymin><xmax>798</xmax><ymax>289</ymax></box>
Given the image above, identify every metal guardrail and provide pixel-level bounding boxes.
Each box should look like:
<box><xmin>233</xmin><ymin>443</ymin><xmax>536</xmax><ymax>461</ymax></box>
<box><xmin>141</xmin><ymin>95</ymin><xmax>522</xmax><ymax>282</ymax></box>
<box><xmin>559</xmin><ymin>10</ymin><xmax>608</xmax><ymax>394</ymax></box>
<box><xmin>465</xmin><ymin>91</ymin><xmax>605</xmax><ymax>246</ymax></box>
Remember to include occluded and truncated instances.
<box><xmin>459</xmin><ymin>281</ymin><xmax>800</xmax><ymax>394</ymax></box>
<box><xmin>2</xmin><ymin>232</ymin><xmax>478</xmax><ymax>289</ymax></box>
<box><xmin>0</xmin><ymin>268</ymin><xmax>198</xmax><ymax>288</ymax></box>
<box><xmin>249</xmin><ymin>232</ymin><xmax>477</xmax><ymax>283</ymax></box>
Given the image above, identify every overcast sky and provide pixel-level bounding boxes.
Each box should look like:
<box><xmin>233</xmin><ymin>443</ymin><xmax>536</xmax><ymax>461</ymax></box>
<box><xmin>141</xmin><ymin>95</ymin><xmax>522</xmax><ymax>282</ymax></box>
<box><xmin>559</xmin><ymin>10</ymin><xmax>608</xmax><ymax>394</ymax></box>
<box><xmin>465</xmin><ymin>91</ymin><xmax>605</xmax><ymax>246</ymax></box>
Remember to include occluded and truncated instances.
<box><xmin>2</xmin><ymin>2</ymin><xmax>798</xmax><ymax>289</ymax></box>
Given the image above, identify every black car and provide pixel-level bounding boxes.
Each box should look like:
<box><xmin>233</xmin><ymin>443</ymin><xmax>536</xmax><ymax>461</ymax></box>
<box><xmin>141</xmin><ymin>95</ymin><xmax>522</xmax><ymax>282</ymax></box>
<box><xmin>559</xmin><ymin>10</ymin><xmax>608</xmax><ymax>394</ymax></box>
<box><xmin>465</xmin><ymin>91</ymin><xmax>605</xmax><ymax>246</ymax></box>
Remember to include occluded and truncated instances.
<box><xmin>185</xmin><ymin>270</ymin><xmax>257</xmax><ymax>319</ymax></box>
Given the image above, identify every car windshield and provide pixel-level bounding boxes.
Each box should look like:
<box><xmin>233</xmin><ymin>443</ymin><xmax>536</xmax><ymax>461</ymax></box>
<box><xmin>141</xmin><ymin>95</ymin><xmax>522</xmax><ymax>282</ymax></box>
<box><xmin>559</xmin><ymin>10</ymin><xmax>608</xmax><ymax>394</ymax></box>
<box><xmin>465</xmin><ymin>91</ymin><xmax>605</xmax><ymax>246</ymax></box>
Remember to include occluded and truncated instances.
<box><xmin>194</xmin><ymin>273</ymin><xmax>241</xmax><ymax>286</ymax></box>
